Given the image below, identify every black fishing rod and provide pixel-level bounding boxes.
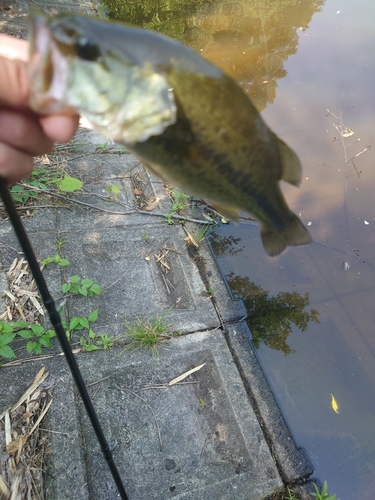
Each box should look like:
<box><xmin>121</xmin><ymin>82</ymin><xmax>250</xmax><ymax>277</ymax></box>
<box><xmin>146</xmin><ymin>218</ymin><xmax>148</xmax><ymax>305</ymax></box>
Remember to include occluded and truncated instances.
<box><xmin>0</xmin><ymin>178</ymin><xmax>129</xmax><ymax>500</ymax></box>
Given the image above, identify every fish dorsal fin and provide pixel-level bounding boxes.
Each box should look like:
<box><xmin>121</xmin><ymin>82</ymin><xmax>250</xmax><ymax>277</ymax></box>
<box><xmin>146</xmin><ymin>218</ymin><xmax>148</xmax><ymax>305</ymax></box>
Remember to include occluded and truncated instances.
<box><xmin>275</xmin><ymin>135</ymin><xmax>302</xmax><ymax>187</ymax></box>
<box><xmin>210</xmin><ymin>202</ymin><xmax>239</xmax><ymax>223</ymax></box>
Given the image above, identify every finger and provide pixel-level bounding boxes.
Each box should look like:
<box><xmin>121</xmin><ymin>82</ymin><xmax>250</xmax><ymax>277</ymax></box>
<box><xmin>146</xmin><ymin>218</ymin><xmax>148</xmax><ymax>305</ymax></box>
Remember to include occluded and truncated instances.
<box><xmin>40</xmin><ymin>114</ymin><xmax>80</xmax><ymax>143</ymax></box>
<box><xmin>0</xmin><ymin>142</ymin><xmax>34</xmax><ymax>185</ymax></box>
<box><xmin>0</xmin><ymin>51</ymin><xmax>29</xmax><ymax>108</ymax></box>
<box><xmin>0</xmin><ymin>34</ymin><xmax>28</xmax><ymax>62</ymax></box>
<box><xmin>0</xmin><ymin>109</ymin><xmax>55</xmax><ymax>156</ymax></box>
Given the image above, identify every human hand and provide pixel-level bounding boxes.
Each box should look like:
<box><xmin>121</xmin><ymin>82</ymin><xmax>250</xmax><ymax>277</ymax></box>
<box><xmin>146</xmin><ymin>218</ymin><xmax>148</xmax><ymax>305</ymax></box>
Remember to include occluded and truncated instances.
<box><xmin>0</xmin><ymin>34</ymin><xmax>79</xmax><ymax>184</ymax></box>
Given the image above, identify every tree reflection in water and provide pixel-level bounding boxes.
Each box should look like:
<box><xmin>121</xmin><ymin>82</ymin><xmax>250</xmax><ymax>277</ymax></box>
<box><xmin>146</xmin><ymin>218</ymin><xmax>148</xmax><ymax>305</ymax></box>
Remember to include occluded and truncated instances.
<box><xmin>227</xmin><ymin>272</ymin><xmax>320</xmax><ymax>355</ymax></box>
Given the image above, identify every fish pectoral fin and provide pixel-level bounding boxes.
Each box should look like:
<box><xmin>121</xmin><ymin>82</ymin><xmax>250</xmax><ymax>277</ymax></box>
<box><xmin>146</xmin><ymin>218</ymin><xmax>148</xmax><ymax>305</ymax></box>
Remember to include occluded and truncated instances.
<box><xmin>275</xmin><ymin>135</ymin><xmax>302</xmax><ymax>187</ymax></box>
<box><xmin>210</xmin><ymin>202</ymin><xmax>239</xmax><ymax>223</ymax></box>
<box><xmin>260</xmin><ymin>214</ymin><xmax>312</xmax><ymax>257</ymax></box>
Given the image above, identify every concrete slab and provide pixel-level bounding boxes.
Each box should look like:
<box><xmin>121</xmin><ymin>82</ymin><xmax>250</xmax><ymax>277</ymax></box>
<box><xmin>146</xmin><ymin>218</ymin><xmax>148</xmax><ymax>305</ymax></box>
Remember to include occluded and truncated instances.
<box><xmin>225</xmin><ymin>322</ymin><xmax>314</xmax><ymax>482</ymax></box>
<box><xmin>57</xmin><ymin>222</ymin><xmax>220</xmax><ymax>335</ymax></box>
<box><xmin>0</xmin><ymin>331</ymin><xmax>284</xmax><ymax>500</ymax></box>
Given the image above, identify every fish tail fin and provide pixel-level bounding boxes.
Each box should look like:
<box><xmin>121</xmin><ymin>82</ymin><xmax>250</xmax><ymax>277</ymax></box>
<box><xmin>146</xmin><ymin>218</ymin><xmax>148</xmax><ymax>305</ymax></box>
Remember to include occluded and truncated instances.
<box><xmin>261</xmin><ymin>214</ymin><xmax>312</xmax><ymax>257</ymax></box>
<box><xmin>274</xmin><ymin>135</ymin><xmax>302</xmax><ymax>187</ymax></box>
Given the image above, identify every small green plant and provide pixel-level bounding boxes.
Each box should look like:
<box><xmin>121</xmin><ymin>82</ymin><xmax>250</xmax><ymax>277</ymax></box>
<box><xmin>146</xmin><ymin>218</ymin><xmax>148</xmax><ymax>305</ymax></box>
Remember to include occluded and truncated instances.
<box><xmin>95</xmin><ymin>141</ymin><xmax>109</xmax><ymax>152</ymax></box>
<box><xmin>56</xmin><ymin>237</ymin><xmax>65</xmax><ymax>251</ymax></box>
<box><xmin>66</xmin><ymin>310</ymin><xmax>97</xmax><ymax>346</ymax></box>
<box><xmin>117</xmin><ymin>147</ymin><xmax>127</xmax><ymax>154</ymax></box>
<box><xmin>171</xmin><ymin>189</ymin><xmax>189</xmax><ymax>212</ymax></box>
<box><xmin>18</xmin><ymin>324</ymin><xmax>56</xmax><ymax>354</ymax></box>
<box><xmin>62</xmin><ymin>275</ymin><xmax>102</xmax><ymax>297</ymax></box>
<box><xmin>11</xmin><ymin>166</ymin><xmax>61</xmax><ymax>203</ymax></box>
<box><xmin>79</xmin><ymin>327</ymin><xmax>99</xmax><ymax>352</ymax></box>
<box><xmin>0</xmin><ymin>320</ymin><xmax>56</xmax><ymax>358</ymax></box>
<box><xmin>41</xmin><ymin>254</ymin><xmax>70</xmax><ymax>267</ymax></box>
<box><xmin>106</xmin><ymin>184</ymin><xmax>122</xmax><ymax>199</ymax></box>
<box><xmin>97</xmin><ymin>2</ymin><xmax>109</xmax><ymax>17</ymax></box>
<box><xmin>0</xmin><ymin>321</ymin><xmax>19</xmax><ymax>359</ymax></box>
<box><xmin>96</xmin><ymin>333</ymin><xmax>114</xmax><ymax>350</ymax></box>
<box><xmin>191</xmin><ymin>224</ymin><xmax>210</xmax><ymax>247</ymax></box>
<box><xmin>64</xmin><ymin>310</ymin><xmax>114</xmax><ymax>352</ymax></box>
<box><xmin>10</xmin><ymin>185</ymin><xmax>38</xmax><ymax>203</ymax></box>
<box><xmin>163</xmin><ymin>212</ymin><xmax>175</xmax><ymax>225</ymax></box>
<box><xmin>57</xmin><ymin>175</ymin><xmax>83</xmax><ymax>192</ymax></box>
<box><xmin>284</xmin><ymin>487</ymin><xmax>297</xmax><ymax>500</ymax></box>
<box><xmin>123</xmin><ymin>308</ymin><xmax>178</xmax><ymax>357</ymax></box>
<box><xmin>61</xmin><ymin>310</ymin><xmax>113</xmax><ymax>351</ymax></box>
<box><xmin>311</xmin><ymin>481</ymin><xmax>338</xmax><ymax>500</ymax></box>
<box><xmin>30</xmin><ymin>166</ymin><xmax>63</xmax><ymax>187</ymax></box>
<box><xmin>0</xmin><ymin>254</ymin><xmax>108</xmax><ymax>361</ymax></box>
<box><xmin>163</xmin><ymin>189</ymin><xmax>189</xmax><ymax>224</ymax></box>
<box><xmin>10</xmin><ymin>165</ymin><xmax>83</xmax><ymax>203</ymax></box>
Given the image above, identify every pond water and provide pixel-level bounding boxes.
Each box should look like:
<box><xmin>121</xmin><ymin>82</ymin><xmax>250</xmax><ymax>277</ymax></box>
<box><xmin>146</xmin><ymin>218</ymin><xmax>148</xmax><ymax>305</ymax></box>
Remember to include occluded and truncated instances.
<box><xmin>207</xmin><ymin>3</ymin><xmax>375</xmax><ymax>499</ymax></box>
<box><xmin>107</xmin><ymin>1</ymin><xmax>375</xmax><ymax>498</ymax></box>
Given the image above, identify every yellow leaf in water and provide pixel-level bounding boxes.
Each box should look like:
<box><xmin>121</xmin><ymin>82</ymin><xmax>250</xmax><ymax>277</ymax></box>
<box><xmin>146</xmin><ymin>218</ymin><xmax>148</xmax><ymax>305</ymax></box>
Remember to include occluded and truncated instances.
<box><xmin>330</xmin><ymin>394</ymin><xmax>339</xmax><ymax>414</ymax></box>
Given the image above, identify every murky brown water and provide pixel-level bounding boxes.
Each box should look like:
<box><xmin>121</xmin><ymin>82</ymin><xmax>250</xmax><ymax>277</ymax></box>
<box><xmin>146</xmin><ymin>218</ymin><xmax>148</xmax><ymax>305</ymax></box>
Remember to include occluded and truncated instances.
<box><xmin>108</xmin><ymin>1</ymin><xmax>375</xmax><ymax>497</ymax></box>
<box><xmin>207</xmin><ymin>2</ymin><xmax>375</xmax><ymax>498</ymax></box>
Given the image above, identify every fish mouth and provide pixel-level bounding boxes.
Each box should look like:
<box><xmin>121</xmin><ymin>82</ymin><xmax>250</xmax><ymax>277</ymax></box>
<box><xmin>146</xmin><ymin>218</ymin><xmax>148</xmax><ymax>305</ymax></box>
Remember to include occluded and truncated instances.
<box><xmin>29</xmin><ymin>13</ymin><xmax>76</xmax><ymax>115</ymax></box>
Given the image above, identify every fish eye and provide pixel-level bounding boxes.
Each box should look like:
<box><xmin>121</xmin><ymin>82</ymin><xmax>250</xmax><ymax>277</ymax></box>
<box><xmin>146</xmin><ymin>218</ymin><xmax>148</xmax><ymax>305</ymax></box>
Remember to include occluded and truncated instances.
<box><xmin>74</xmin><ymin>37</ymin><xmax>100</xmax><ymax>61</ymax></box>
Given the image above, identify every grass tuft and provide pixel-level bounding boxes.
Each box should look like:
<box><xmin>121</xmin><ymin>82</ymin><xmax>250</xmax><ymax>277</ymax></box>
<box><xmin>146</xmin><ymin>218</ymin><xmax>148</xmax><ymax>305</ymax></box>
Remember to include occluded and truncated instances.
<box><xmin>122</xmin><ymin>308</ymin><xmax>178</xmax><ymax>357</ymax></box>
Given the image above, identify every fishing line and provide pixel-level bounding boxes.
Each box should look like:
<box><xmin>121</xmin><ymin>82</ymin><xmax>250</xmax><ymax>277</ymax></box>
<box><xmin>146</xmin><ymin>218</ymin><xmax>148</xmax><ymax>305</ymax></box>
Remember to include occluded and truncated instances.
<box><xmin>0</xmin><ymin>178</ymin><xmax>129</xmax><ymax>500</ymax></box>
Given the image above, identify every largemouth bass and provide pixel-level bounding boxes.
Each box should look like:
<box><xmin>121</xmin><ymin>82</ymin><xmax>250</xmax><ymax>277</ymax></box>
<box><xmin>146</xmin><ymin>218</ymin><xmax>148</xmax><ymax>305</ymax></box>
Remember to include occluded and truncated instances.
<box><xmin>29</xmin><ymin>13</ymin><xmax>311</xmax><ymax>256</ymax></box>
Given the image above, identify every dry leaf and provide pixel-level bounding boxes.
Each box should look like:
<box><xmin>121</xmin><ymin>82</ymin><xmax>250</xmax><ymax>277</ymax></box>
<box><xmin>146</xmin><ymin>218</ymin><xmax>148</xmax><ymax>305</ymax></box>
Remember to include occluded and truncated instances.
<box><xmin>41</xmin><ymin>155</ymin><xmax>51</xmax><ymax>164</ymax></box>
<box><xmin>144</xmin><ymin>197</ymin><xmax>160</xmax><ymax>211</ymax></box>
<box><xmin>33</xmin><ymin>367</ymin><xmax>46</xmax><ymax>384</ymax></box>
<box><xmin>168</xmin><ymin>363</ymin><xmax>206</xmax><ymax>386</ymax></box>
<box><xmin>8</xmin><ymin>258</ymin><xmax>18</xmax><ymax>274</ymax></box>
<box><xmin>22</xmin><ymin>412</ymin><xmax>34</xmax><ymax>419</ymax></box>
<box><xmin>6</xmin><ymin>435</ymin><xmax>28</xmax><ymax>454</ymax></box>
<box><xmin>0</xmin><ymin>475</ymin><xmax>10</xmax><ymax>496</ymax></box>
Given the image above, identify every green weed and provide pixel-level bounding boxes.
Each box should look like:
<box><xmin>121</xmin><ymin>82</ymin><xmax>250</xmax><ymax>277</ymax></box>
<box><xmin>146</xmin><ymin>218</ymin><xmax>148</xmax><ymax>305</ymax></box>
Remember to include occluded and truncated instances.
<box><xmin>62</xmin><ymin>275</ymin><xmax>102</xmax><ymax>297</ymax></box>
<box><xmin>97</xmin><ymin>2</ymin><xmax>109</xmax><ymax>17</ymax></box>
<box><xmin>19</xmin><ymin>324</ymin><xmax>56</xmax><ymax>355</ymax></box>
<box><xmin>284</xmin><ymin>487</ymin><xmax>297</xmax><ymax>500</ymax></box>
<box><xmin>283</xmin><ymin>481</ymin><xmax>339</xmax><ymax>500</ymax></box>
<box><xmin>164</xmin><ymin>188</ymin><xmax>189</xmax><ymax>224</ymax></box>
<box><xmin>191</xmin><ymin>223</ymin><xmax>210</xmax><ymax>246</ymax></box>
<box><xmin>56</xmin><ymin>238</ymin><xmax>65</xmax><ymax>251</ymax></box>
<box><xmin>171</xmin><ymin>189</ymin><xmax>189</xmax><ymax>212</ymax></box>
<box><xmin>123</xmin><ymin>308</ymin><xmax>178</xmax><ymax>357</ymax></box>
<box><xmin>41</xmin><ymin>254</ymin><xmax>70</xmax><ymax>267</ymax></box>
<box><xmin>10</xmin><ymin>166</ymin><xmax>82</xmax><ymax>203</ymax></box>
<box><xmin>10</xmin><ymin>185</ymin><xmax>38</xmax><ymax>204</ymax></box>
<box><xmin>105</xmin><ymin>184</ymin><xmax>122</xmax><ymax>199</ymax></box>
<box><xmin>62</xmin><ymin>309</ymin><xmax>114</xmax><ymax>351</ymax></box>
<box><xmin>57</xmin><ymin>175</ymin><xmax>82</xmax><ymax>192</ymax></box>
<box><xmin>0</xmin><ymin>254</ymin><xmax>111</xmax><ymax>362</ymax></box>
<box><xmin>95</xmin><ymin>141</ymin><xmax>109</xmax><ymax>152</ymax></box>
<box><xmin>0</xmin><ymin>320</ymin><xmax>56</xmax><ymax>358</ymax></box>
<box><xmin>311</xmin><ymin>481</ymin><xmax>338</xmax><ymax>500</ymax></box>
<box><xmin>96</xmin><ymin>333</ymin><xmax>114</xmax><ymax>350</ymax></box>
